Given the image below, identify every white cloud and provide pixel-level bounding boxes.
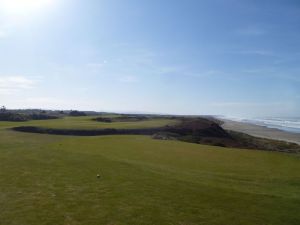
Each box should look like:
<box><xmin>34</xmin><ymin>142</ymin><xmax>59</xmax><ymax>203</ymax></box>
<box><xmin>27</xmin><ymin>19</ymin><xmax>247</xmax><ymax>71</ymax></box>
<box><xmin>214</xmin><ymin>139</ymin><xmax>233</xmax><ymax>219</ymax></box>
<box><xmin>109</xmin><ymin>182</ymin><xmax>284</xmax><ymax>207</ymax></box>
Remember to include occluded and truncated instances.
<box><xmin>0</xmin><ymin>76</ymin><xmax>37</xmax><ymax>95</ymax></box>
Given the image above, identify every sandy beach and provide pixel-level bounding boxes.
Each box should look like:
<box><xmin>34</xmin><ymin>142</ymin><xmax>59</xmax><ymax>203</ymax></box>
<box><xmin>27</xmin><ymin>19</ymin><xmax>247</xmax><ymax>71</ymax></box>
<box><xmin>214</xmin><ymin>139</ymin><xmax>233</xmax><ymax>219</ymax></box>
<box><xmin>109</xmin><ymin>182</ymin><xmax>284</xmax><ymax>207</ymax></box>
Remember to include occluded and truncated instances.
<box><xmin>221</xmin><ymin>119</ymin><xmax>300</xmax><ymax>145</ymax></box>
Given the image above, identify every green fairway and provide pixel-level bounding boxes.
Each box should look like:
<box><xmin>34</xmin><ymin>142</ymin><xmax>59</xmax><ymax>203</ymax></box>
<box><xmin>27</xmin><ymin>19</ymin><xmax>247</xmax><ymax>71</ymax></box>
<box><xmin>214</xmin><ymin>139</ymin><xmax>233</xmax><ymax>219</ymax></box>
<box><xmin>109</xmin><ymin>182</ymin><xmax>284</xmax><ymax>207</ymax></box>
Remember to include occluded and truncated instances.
<box><xmin>0</xmin><ymin>116</ymin><xmax>178</xmax><ymax>130</ymax></box>
<box><xmin>0</xmin><ymin>121</ymin><xmax>300</xmax><ymax>225</ymax></box>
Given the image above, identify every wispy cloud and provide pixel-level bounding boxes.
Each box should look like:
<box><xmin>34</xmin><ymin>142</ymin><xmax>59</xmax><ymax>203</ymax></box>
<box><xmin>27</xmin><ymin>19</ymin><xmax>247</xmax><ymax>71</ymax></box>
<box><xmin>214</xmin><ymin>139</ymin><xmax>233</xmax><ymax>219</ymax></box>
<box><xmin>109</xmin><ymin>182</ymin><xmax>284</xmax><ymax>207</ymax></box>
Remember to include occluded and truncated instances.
<box><xmin>86</xmin><ymin>60</ymin><xmax>108</xmax><ymax>69</ymax></box>
<box><xmin>0</xmin><ymin>30</ymin><xmax>8</xmax><ymax>38</ymax></box>
<box><xmin>118</xmin><ymin>75</ymin><xmax>138</xmax><ymax>83</ymax></box>
<box><xmin>210</xmin><ymin>101</ymin><xmax>297</xmax><ymax>117</ymax></box>
<box><xmin>238</xmin><ymin>66</ymin><xmax>300</xmax><ymax>82</ymax></box>
<box><xmin>236</xmin><ymin>26</ymin><xmax>267</xmax><ymax>36</ymax></box>
<box><xmin>272</xmin><ymin>52</ymin><xmax>300</xmax><ymax>64</ymax></box>
<box><xmin>0</xmin><ymin>23</ymin><xmax>11</xmax><ymax>39</ymax></box>
<box><xmin>186</xmin><ymin>70</ymin><xmax>226</xmax><ymax>78</ymax></box>
<box><xmin>24</xmin><ymin>97</ymin><xmax>66</xmax><ymax>105</ymax></box>
<box><xmin>21</xmin><ymin>97</ymin><xmax>103</xmax><ymax>111</ymax></box>
<box><xmin>240</xmin><ymin>67</ymin><xmax>276</xmax><ymax>74</ymax></box>
<box><xmin>210</xmin><ymin>102</ymin><xmax>286</xmax><ymax>107</ymax></box>
<box><xmin>0</xmin><ymin>76</ymin><xmax>38</xmax><ymax>94</ymax></box>
<box><xmin>232</xmin><ymin>50</ymin><xmax>275</xmax><ymax>56</ymax></box>
<box><xmin>155</xmin><ymin>66</ymin><xmax>185</xmax><ymax>75</ymax></box>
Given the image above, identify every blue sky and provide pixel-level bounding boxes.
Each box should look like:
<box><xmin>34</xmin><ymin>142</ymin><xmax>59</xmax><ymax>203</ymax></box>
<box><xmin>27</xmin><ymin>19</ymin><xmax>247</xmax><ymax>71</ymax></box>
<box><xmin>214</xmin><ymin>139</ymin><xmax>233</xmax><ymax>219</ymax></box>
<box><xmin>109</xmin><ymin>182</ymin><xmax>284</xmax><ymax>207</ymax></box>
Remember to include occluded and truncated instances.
<box><xmin>0</xmin><ymin>0</ymin><xmax>299</xmax><ymax>117</ymax></box>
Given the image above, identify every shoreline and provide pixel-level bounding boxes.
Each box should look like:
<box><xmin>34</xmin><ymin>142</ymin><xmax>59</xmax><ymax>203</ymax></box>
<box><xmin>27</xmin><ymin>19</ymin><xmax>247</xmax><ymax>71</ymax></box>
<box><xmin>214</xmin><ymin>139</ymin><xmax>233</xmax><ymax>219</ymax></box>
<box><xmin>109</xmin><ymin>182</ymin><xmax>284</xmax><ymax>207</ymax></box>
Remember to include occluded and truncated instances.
<box><xmin>220</xmin><ymin>119</ymin><xmax>300</xmax><ymax>145</ymax></box>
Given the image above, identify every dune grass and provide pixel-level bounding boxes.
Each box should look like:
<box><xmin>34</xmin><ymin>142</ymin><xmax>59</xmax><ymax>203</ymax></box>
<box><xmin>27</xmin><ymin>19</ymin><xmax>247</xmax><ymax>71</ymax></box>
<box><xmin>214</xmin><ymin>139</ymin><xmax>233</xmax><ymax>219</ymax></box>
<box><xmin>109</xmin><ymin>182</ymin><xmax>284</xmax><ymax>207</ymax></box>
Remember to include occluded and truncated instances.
<box><xmin>0</xmin><ymin>120</ymin><xmax>300</xmax><ymax>225</ymax></box>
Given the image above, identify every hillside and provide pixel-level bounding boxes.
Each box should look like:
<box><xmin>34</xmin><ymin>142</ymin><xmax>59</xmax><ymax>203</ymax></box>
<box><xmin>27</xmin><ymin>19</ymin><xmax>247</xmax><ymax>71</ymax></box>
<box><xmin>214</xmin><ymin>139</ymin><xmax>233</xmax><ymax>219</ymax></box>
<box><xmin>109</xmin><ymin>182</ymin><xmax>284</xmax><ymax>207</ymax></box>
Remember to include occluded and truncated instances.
<box><xmin>9</xmin><ymin>115</ymin><xmax>300</xmax><ymax>153</ymax></box>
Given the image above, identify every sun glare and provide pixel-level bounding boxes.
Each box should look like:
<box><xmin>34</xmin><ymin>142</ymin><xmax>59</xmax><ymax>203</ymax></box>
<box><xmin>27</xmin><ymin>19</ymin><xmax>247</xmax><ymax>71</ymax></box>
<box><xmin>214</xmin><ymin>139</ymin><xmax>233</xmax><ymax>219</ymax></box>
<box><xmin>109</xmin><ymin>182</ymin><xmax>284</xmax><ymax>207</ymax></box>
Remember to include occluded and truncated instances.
<box><xmin>0</xmin><ymin>0</ymin><xmax>55</xmax><ymax>16</ymax></box>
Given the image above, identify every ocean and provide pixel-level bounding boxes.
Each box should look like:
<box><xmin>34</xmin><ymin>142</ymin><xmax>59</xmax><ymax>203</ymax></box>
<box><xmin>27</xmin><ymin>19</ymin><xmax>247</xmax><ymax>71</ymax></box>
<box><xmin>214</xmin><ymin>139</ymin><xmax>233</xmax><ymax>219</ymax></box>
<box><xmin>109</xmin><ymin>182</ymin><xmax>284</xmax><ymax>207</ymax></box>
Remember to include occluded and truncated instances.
<box><xmin>219</xmin><ymin>116</ymin><xmax>300</xmax><ymax>134</ymax></box>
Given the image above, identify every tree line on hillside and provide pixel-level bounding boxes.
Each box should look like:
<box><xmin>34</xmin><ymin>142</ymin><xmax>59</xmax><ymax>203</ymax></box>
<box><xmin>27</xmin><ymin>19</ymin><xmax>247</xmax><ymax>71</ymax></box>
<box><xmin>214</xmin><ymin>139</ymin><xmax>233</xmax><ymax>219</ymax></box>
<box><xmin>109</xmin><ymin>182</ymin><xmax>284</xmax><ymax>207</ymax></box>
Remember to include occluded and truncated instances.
<box><xmin>0</xmin><ymin>106</ymin><xmax>59</xmax><ymax>121</ymax></box>
<box><xmin>0</xmin><ymin>106</ymin><xmax>91</xmax><ymax>121</ymax></box>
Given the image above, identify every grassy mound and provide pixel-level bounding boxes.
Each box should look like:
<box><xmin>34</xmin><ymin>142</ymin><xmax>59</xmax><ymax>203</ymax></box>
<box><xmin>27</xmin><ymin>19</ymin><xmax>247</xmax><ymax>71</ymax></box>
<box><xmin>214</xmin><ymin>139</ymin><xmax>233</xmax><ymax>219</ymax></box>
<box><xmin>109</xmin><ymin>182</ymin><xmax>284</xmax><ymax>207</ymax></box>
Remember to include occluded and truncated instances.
<box><xmin>0</xmin><ymin>116</ymin><xmax>178</xmax><ymax>130</ymax></box>
<box><xmin>11</xmin><ymin>117</ymin><xmax>300</xmax><ymax>153</ymax></box>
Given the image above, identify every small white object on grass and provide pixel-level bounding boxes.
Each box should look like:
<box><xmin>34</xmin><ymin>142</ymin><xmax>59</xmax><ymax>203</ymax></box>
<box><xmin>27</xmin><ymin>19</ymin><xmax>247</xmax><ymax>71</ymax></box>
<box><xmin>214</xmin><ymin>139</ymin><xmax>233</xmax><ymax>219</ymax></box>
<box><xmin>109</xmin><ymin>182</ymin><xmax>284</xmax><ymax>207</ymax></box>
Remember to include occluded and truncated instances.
<box><xmin>97</xmin><ymin>174</ymin><xmax>100</xmax><ymax>178</ymax></box>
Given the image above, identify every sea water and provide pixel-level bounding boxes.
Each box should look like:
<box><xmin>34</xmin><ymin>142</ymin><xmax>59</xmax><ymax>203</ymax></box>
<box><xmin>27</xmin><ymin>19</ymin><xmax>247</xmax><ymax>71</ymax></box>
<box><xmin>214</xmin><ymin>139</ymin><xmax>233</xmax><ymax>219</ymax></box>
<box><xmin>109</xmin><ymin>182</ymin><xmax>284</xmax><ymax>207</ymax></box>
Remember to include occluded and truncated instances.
<box><xmin>245</xmin><ymin>117</ymin><xmax>300</xmax><ymax>133</ymax></box>
<box><xmin>219</xmin><ymin>116</ymin><xmax>300</xmax><ymax>134</ymax></box>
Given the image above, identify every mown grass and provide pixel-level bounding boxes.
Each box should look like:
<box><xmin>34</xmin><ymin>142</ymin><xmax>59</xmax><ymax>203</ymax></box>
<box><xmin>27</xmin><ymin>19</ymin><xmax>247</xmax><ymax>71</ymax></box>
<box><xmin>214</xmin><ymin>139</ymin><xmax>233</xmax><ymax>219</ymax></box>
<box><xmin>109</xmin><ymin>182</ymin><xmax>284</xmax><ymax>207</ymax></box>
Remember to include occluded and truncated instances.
<box><xmin>0</xmin><ymin>119</ymin><xmax>300</xmax><ymax>225</ymax></box>
<box><xmin>0</xmin><ymin>116</ymin><xmax>178</xmax><ymax>130</ymax></box>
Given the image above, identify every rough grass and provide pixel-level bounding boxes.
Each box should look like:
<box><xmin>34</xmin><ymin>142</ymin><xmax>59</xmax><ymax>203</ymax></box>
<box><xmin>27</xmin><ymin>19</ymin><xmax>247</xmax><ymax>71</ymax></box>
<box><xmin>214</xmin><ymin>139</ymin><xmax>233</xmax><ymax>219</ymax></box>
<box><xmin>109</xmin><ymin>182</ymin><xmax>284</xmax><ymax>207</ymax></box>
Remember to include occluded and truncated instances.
<box><xmin>0</xmin><ymin>116</ymin><xmax>178</xmax><ymax>130</ymax></box>
<box><xmin>0</xmin><ymin>121</ymin><xmax>300</xmax><ymax>225</ymax></box>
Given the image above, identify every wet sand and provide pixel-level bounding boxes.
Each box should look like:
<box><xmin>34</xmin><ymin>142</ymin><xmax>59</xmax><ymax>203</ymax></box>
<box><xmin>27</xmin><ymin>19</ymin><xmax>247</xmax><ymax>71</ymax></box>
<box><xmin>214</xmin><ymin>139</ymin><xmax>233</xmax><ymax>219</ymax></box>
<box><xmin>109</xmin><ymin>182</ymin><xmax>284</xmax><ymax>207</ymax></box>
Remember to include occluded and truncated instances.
<box><xmin>221</xmin><ymin>119</ymin><xmax>300</xmax><ymax>145</ymax></box>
